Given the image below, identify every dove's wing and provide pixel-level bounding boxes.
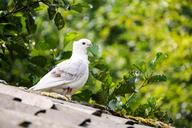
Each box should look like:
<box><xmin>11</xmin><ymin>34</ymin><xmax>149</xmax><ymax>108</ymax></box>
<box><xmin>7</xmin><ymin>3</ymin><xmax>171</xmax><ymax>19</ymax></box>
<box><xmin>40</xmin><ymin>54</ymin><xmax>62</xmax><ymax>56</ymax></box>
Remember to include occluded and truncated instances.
<box><xmin>31</xmin><ymin>59</ymin><xmax>87</xmax><ymax>90</ymax></box>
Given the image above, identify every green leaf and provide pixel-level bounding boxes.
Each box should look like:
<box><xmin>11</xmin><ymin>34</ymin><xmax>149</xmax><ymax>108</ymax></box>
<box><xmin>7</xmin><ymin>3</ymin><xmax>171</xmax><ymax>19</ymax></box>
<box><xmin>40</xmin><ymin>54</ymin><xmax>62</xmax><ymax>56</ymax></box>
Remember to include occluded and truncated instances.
<box><xmin>71</xmin><ymin>4</ymin><xmax>83</xmax><ymax>12</ymax></box>
<box><xmin>0</xmin><ymin>0</ymin><xmax>8</xmax><ymax>10</ymax></box>
<box><xmin>72</xmin><ymin>89</ymin><xmax>92</xmax><ymax>102</ymax></box>
<box><xmin>30</xmin><ymin>2</ymin><xmax>39</xmax><ymax>8</ymax></box>
<box><xmin>3</xmin><ymin>24</ymin><xmax>18</xmax><ymax>36</ymax></box>
<box><xmin>108</xmin><ymin>99</ymin><xmax>117</xmax><ymax>110</ymax></box>
<box><xmin>92</xmin><ymin>85</ymin><xmax>109</xmax><ymax>105</ymax></box>
<box><xmin>0</xmin><ymin>53</ymin><xmax>10</xmax><ymax>63</ymax></box>
<box><xmin>14</xmin><ymin>17</ymin><xmax>22</xmax><ymax>32</ymax></box>
<box><xmin>108</xmin><ymin>96</ymin><xmax>125</xmax><ymax>111</ymax></box>
<box><xmin>25</xmin><ymin>13</ymin><xmax>36</xmax><ymax>34</ymax></box>
<box><xmin>149</xmin><ymin>52</ymin><xmax>168</xmax><ymax>69</ymax></box>
<box><xmin>126</xmin><ymin>93</ymin><xmax>137</xmax><ymax>107</ymax></box>
<box><xmin>30</xmin><ymin>56</ymin><xmax>47</xmax><ymax>67</ymax></box>
<box><xmin>147</xmin><ymin>97</ymin><xmax>156</xmax><ymax>108</ymax></box>
<box><xmin>133</xmin><ymin>61</ymin><xmax>146</xmax><ymax>73</ymax></box>
<box><xmin>47</xmin><ymin>5</ymin><xmax>56</xmax><ymax>20</ymax></box>
<box><xmin>147</xmin><ymin>75</ymin><xmax>167</xmax><ymax>84</ymax></box>
<box><xmin>53</xmin><ymin>0</ymin><xmax>65</xmax><ymax>5</ymax></box>
<box><xmin>93</xmin><ymin>71</ymin><xmax>112</xmax><ymax>85</ymax></box>
<box><xmin>64</xmin><ymin>32</ymin><xmax>78</xmax><ymax>43</ymax></box>
<box><xmin>0</xmin><ymin>44</ymin><xmax>5</xmax><ymax>53</ymax></box>
<box><xmin>111</xmin><ymin>76</ymin><xmax>136</xmax><ymax>97</ymax></box>
<box><xmin>88</xmin><ymin>43</ymin><xmax>99</xmax><ymax>57</ymax></box>
<box><xmin>134</xmin><ymin>104</ymin><xmax>150</xmax><ymax>117</ymax></box>
<box><xmin>91</xmin><ymin>71</ymin><xmax>112</xmax><ymax>105</ymax></box>
<box><xmin>41</xmin><ymin>0</ymin><xmax>51</xmax><ymax>5</ymax></box>
<box><xmin>54</xmin><ymin>12</ymin><xmax>65</xmax><ymax>30</ymax></box>
<box><xmin>71</xmin><ymin>3</ymin><xmax>90</xmax><ymax>13</ymax></box>
<box><xmin>6</xmin><ymin>43</ymin><xmax>29</xmax><ymax>58</ymax></box>
<box><xmin>54</xmin><ymin>51</ymin><xmax>72</xmax><ymax>61</ymax></box>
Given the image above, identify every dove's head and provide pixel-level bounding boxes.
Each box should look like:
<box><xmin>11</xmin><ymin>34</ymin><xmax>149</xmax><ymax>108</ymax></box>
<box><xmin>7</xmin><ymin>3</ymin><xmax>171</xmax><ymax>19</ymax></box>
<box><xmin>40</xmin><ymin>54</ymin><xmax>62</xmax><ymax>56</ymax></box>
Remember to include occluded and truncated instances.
<box><xmin>72</xmin><ymin>38</ymin><xmax>92</xmax><ymax>59</ymax></box>
<box><xmin>73</xmin><ymin>38</ymin><xmax>92</xmax><ymax>49</ymax></box>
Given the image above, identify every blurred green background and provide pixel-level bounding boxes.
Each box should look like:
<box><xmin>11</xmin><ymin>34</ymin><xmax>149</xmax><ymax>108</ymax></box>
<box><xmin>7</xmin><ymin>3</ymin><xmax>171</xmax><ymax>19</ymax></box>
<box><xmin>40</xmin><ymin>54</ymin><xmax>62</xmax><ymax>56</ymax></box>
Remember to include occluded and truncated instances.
<box><xmin>0</xmin><ymin>0</ymin><xmax>192</xmax><ymax>127</ymax></box>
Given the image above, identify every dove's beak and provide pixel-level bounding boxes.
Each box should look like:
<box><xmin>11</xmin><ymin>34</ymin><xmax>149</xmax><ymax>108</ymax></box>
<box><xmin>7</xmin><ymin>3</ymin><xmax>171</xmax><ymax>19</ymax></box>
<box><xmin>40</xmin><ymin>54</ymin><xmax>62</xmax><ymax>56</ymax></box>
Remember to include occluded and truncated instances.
<box><xmin>87</xmin><ymin>43</ymin><xmax>92</xmax><ymax>47</ymax></box>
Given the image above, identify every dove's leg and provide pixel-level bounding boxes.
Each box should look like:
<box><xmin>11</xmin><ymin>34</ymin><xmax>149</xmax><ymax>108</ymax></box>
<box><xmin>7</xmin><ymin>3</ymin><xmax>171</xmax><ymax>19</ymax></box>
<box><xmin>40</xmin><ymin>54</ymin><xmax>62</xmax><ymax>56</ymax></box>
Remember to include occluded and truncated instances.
<box><xmin>62</xmin><ymin>87</ymin><xmax>73</xmax><ymax>100</ymax></box>
<box><xmin>40</xmin><ymin>91</ymin><xmax>71</xmax><ymax>101</ymax></box>
<box><xmin>63</xmin><ymin>87</ymin><xmax>73</xmax><ymax>94</ymax></box>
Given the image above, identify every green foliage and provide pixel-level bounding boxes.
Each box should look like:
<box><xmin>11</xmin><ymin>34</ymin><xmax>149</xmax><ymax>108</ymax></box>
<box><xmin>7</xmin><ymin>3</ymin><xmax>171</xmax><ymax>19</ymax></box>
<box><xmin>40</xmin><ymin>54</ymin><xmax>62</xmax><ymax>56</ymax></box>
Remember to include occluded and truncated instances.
<box><xmin>54</xmin><ymin>12</ymin><xmax>65</xmax><ymax>30</ymax></box>
<box><xmin>47</xmin><ymin>5</ymin><xmax>56</xmax><ymax>20</ymax></box>
<box><xmin>0</xmin><ymin>0</ymin><xmax>192</xmax><ymax>127</ymax></box>
<box><xmin>112</xmin><ymin>75</ymin><xmax>136</xmax><ymax>96</ymax></box>
<box><xmin>134</xmin><ymin>97</ymin><xmax>172</xmax><ymax>123</ymax></box>
<box><xmin>149</xmin><ymin>52</ymin><xmax>168</xmax><ymax>69</ymax></box>
<box><xmin>0</xmin><ymin>0</ymin><xmax>89</xmax><ymax>86</ymax></box>
<box><xmin>147</xmin><ymin>75</ymin><xmax>167</xmax><ymax>84</ymax></box>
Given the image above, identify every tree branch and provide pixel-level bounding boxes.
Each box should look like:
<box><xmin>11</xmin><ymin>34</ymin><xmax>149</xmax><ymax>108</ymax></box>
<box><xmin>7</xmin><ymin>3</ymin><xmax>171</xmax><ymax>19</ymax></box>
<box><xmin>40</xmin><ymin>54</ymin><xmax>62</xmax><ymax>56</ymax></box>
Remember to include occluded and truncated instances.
<box><xmin>0</xmin><ymin>1</ymin><xmax>43</xmax><ymax>19</ymax></box>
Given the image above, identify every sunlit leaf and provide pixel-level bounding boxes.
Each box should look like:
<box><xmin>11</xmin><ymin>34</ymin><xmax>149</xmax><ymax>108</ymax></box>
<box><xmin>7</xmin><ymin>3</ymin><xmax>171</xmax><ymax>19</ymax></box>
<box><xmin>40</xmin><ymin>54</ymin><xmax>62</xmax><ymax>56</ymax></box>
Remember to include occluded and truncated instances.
<box><xmin>133</xmin><ymin>61</ymin><xmax>146</xmax><ymax>73</ymax></box>
<box><xmin>64</xmin><ymin>32</ymin><xmax>78</xmax><ymax>43</ymax></box>
<box><xmin>149</xmin><ymin>52</ymin><xmax>168</xmax><ymax>69</ymax></box>
<box><xmin>71</xmin><ymin>3</ymin><xmax>90</xmax><ymax>12</ymax></box>
<box><xmin>126</xmin><ymin>93</ymin><xmax>137</xmax><ymax>107</ymax></box>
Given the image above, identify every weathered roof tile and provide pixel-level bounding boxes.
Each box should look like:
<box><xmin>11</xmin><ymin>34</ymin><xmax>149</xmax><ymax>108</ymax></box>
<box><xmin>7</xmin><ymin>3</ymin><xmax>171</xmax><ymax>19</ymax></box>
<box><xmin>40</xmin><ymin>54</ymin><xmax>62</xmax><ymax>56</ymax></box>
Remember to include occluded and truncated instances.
<box><xmin>0</xmin><ymin>84</ymin><xmax>158</xmax><ymax>128</ymax></box>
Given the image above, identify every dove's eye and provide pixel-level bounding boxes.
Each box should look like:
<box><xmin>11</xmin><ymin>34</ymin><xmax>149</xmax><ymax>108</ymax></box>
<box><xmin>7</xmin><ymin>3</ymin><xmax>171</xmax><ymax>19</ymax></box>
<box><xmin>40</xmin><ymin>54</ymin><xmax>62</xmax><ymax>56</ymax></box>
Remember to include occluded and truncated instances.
<box><xmin>82</xmin><ymin>42</ymin><xmax>86</xmax><ymax>45</ymax></box>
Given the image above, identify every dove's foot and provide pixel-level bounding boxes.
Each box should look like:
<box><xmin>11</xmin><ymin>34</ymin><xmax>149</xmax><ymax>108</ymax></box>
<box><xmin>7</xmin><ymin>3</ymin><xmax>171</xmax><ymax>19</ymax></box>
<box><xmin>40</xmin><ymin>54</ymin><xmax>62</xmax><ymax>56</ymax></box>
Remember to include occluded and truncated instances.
<box><xmin>40</xmin><ymin>91</ymin><xmax>71</xmax><ymax>101</ymax></box>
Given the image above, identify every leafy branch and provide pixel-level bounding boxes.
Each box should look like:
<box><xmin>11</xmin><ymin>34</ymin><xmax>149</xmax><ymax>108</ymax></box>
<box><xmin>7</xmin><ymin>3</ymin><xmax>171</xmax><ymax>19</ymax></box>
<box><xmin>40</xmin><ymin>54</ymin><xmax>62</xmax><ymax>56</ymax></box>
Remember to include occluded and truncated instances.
<box><xmin>0</xmin><ymin>1</ymin><xmax>41</xmax><ymax>19</ymax></box>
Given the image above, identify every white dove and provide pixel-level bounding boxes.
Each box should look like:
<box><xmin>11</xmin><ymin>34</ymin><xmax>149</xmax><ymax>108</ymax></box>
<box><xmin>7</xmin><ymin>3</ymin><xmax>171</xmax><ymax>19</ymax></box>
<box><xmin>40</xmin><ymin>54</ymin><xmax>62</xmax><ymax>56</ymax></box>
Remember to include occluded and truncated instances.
<box><xmin>29</xmin><ymin>38</ymin><xmax>92</xmax><ymax>96</ymax></box>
